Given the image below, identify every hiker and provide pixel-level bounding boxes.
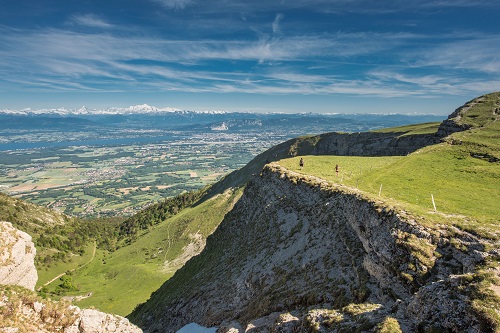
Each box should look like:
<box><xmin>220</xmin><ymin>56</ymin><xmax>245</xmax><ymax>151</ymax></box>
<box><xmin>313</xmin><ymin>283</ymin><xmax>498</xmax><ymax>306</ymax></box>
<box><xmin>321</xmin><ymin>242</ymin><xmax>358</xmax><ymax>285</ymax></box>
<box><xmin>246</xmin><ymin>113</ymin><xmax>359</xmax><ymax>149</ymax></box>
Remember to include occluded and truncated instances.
<box><xmin>335</xmin><ymin>164</ymin><xmax>339</xmax><ymax>177</ymax></box>
<box><xmin>299</xmin><ymin>158</ymin><xmax>304</xmax><ymax>169</ymax></box>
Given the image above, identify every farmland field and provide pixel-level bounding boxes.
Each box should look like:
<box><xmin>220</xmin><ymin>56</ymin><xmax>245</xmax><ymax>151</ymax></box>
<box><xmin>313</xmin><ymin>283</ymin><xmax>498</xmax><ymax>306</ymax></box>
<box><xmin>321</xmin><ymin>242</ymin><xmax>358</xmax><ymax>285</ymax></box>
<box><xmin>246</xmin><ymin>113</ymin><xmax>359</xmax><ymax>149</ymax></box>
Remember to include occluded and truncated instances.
<box><xmin>0</xmin><ymin>133</ymin><xmax>276</xmax><ymax>217</ymax></box>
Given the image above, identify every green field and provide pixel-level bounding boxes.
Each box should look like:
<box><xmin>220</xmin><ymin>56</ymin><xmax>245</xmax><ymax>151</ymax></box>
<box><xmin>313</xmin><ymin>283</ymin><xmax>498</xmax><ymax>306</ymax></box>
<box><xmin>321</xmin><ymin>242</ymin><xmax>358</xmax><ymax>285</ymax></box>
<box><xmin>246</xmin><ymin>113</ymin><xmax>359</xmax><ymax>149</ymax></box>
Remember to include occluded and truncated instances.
<box><xmin>279</xmin><ymin>97</ymin><xmax>500</xmax><ymax>238</ymax></box>
<box><xmin>37</xmin><ymin>242</ymin><xmax>97</xmax><ymax>288</ymax></box>
<box><xmin>39</xmin><ymin>187</ymin><xmax>243</xmax><ymax>316</ymax></box>
<box><xmin>280</xmin><ymin>146</ymin><xmax>499</xmax><ymax>235</ymax></box>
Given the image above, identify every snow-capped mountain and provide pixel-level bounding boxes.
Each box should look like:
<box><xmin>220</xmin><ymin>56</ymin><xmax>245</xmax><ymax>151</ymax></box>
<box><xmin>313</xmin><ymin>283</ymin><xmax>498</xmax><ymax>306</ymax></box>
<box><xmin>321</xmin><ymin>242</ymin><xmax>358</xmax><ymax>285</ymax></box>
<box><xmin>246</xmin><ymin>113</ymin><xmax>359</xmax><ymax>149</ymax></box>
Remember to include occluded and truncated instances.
<box><xmin>0</xmin><ymin>104</ymin><xmax>230</xmax><ymax>115</ymax></box>
<box><xmin>107</xmin><ymin>104</ymin><xmax>182</xmax><ymax>114</ymax></box>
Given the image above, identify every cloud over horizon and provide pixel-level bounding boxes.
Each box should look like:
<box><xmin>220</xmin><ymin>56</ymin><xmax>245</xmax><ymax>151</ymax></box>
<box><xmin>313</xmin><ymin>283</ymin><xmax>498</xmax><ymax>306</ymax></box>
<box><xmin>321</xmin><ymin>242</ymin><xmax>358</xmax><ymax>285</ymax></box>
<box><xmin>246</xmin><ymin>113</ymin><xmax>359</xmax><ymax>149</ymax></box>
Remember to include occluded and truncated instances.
<box><xmin>0</xmin><ymin>0</ymin><xmax>499</xmax><ymax>112</ymax></box>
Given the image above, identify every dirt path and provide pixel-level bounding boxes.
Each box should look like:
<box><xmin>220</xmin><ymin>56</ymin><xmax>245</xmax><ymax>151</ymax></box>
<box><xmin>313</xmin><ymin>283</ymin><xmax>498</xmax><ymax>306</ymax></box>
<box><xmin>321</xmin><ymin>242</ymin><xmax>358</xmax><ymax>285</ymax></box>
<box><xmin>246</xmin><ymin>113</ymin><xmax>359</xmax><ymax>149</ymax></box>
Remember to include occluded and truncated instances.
<box><xmin>75</xmin><ymin>241</ymin><xmax>97</xmax><ymax>271</ymax></box>
<box><xmin>38</xmin><ymin>241</ymin><xmax>97</xmax><ymax>291</ymax></box>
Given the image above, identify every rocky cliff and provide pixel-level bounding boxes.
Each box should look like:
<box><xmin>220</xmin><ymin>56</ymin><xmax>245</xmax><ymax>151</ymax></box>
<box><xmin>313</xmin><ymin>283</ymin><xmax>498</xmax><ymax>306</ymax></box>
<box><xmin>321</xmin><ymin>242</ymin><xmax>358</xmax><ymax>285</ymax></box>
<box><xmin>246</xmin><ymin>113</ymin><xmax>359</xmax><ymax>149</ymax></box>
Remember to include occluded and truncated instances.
<box><xmin>0</xmin><ymin>284</ymin><xmax>144</xmax><ymax>333</ymax></box>
<box><xmin>0</xmin><ymin>221</ymin><xmax>38</xmax><ymax>290</ymax></box>
<box><xmin>311</xmin><ymin>131</ymin><xmax>437</xmax><ymax>157</ymax></box>
<box><xmin>0</xmin><ymin>221</ymin><xmax>142</xmax><ymax>333</ymax></box>
<box><xmin>130</xmin><ymin>163</ymin><xmax>497</xmax><ymax>332</ymax></box>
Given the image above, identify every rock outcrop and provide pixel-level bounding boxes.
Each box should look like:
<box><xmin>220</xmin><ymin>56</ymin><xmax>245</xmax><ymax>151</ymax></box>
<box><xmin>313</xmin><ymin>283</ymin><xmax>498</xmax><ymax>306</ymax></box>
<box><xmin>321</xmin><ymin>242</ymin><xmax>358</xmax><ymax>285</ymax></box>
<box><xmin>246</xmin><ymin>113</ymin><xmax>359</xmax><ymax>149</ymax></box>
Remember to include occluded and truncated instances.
<box><xmin>0</xmin><ymin>221</ymin><xmax>142</xmax><ymax>333</ymax></box>
<box><xmin>67</xmin><ymin>308</ymin><xmax>143</xmax><ymax>333</ymax></box>
<box><xmin>0</xmin><ymin>221</ymin><xmax>38</xmax><ymax>290</ymax></box>
<box><xmin>435</xmin><ymin>97</ymin><xmax>477</xmax><ymax>138</ymax></box>
<box><xmin>311</xmin><ymin>131</ymin><xmax>438</xmax><ymax>156</ymax></box>
<box><xmin>0</xmin><ymin>285</ymin><xmax>143</xmax><ymax>333</ymax></box>
<box><xmin>130</xmin><ymin>164</ymin><xmax>497</xmax><ymax>332</ymax></box>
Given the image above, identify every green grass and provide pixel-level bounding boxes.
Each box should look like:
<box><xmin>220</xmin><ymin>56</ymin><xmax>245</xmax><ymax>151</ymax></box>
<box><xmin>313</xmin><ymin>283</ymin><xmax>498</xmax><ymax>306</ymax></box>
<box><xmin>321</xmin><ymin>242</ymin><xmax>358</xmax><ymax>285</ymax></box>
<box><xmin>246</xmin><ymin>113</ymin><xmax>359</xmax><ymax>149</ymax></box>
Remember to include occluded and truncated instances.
<box><xmin>279</xmin><ymin>142</ymin><xmax>499</xmax><ymax>237</ymax></box>
<box><xmin>376</xmin><ymin>317</ymin><xmax>402</xmax><ymax>333</ymax></box>
<box><xmin>36</xmin><ymin>242</ymin><xmax>96</xmax><ymax>287</ymax></box>
<box><xmin>65</xmin><ymin>187</ymin><xmax>243</xmax><ymax>316</ymax></box>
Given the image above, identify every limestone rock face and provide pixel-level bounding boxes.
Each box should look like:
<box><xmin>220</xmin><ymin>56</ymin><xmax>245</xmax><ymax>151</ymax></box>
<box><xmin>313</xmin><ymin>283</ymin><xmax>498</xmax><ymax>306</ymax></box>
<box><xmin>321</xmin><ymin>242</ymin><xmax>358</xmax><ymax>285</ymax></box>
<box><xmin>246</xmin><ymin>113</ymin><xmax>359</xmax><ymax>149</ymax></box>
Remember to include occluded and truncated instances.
<box><xmin>0</xmin><ymin>285</ymin><xmax>143</xmax><ymax>333</ymax></box>
<box><xmin>66</xmin><ymin>308</ymin><xmax>143</xmax><ymax>333</ymax></box>
<box><xmin>312</xmin><ymin>131</ymin><xmax>438</xmax><ymax>157</ymax></box>
<box><xmin>0</xmin><ymin>221</ymin><xmax>38</xmax><ymax>290</ymax></box>
<box><xmin>130</xmin><ymin>164</ymin><xmax>494</xmax><ymax>333</ymax></box>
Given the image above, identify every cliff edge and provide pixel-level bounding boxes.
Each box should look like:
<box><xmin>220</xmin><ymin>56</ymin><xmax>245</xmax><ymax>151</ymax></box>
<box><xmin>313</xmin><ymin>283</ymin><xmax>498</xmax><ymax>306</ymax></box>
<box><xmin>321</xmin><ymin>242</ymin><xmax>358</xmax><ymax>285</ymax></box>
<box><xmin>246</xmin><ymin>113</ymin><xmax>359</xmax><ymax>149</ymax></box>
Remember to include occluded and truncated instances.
<box><xmin>130</xmin><ymin>164</ymin><xmax>498</xmax><ymax>332</ymax></box>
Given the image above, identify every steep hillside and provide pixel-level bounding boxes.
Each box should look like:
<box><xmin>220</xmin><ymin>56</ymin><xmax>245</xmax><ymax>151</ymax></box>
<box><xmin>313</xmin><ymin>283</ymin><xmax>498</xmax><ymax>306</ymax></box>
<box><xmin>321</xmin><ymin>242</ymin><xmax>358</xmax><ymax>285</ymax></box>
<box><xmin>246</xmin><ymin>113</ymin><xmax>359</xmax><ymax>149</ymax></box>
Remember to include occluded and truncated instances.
<box><xmin>129</xmin><ymin>92</ymin><xmax>500</xmax><ymax>332</ymax></box>
<box><xmin>0</xmin><ymin>177</ymin><xmax>241</xmax><ymax>316</ymax></box>
<box><xmin>0</xmin><ymin>192</ymin><xmax>70</xmax><ymax>234</ymax></box>
<box><xmin>65</xmin><ymin>187</ymin><xmax>243</xmax><ymax>316</ymax></box>
<box><xmin>130</xmin><ymin>164</ymin><xmax>499</xmax><ymax>332</ymax></box>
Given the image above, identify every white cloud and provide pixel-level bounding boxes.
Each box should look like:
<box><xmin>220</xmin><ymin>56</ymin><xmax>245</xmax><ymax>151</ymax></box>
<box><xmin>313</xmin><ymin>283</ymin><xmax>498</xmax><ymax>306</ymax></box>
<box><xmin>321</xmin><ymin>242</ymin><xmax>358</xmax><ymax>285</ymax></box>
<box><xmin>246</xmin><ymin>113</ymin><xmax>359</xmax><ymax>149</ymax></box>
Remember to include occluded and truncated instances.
<box><xmin>153</xmin><ymin>0</ymin><xmax>195</xmax><ymax>9</ymax></box>
<box><xmin>417</xmin><ymin>0</ymin><xmax>499</xmax><ymax>8</ymax></box>
<box><xmin>69</xmin><ymin>14</ymin><xmax>113</xmax><ymax>28</ymax></box>
<box><xmin>369</xmin><ymin>71</ymin><xmax>444</xmax><ymax>86</ymax></box>
<box><xmin>417</xmin><ymin>37</ymin><xmax>500</xmax><ymax>74</ymax></box>
<box><xmin>272</xmin><ymin>13</ymin><xmax>284</xmax><ymax>34</ymax></box>
<box><xmin>0</xmin><ymin>24</ymin><xmax>498</xmax><ymax>99</ymax></box>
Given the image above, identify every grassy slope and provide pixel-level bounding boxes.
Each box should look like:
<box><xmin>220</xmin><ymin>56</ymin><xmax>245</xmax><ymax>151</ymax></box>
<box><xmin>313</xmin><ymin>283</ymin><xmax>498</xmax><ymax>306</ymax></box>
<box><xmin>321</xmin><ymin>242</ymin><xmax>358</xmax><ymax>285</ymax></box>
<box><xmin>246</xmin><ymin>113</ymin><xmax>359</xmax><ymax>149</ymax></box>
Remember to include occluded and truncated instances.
<box><xmin>279</xmin><ymin>93</ymin><xmax>500</xmax><ymax>238</ymax></box>
<box><xmin>279</xmin><ymin>147</ymin><xmax>498</xmax><ymax>236</ymax></box>
<box><xmin>62</xmin><ymin>187</ymin><xmax>243</xmax><ymax>316</ymax></box>
<box><xmin>0</xmin><ymin>192</ymin><xmax>70</xmax><ymax>233</ymax></box>
<box><xmin>36</xmin><ymin>242</ymin><xmax>96</xmax><ymax>287</ymax></box>
<box><xmin>0</xmin><ymin>183</ymin><xmax>242</xmax><ymax>316</ymax></box>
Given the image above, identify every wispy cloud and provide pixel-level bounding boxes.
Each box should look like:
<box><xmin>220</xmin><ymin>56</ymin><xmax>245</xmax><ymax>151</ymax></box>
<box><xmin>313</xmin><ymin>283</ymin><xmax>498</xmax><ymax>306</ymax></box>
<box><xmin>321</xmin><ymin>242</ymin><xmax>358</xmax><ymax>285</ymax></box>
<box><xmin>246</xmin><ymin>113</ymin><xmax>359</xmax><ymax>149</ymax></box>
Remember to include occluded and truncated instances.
<box><xmin>369</xmin><ymin>70</ymin><xmax>444</xmax><ymax>86</ymax></box>
<box><xmin>416</xmin><ymin>36</ymin><xmax>500</xmax><ymax>74</ymax></box>
<box><xmin>68</xmin><ymin>14</ymin><xmax>113</xmax><ymax>28</ymax></box>
<box><xmin>272</xmin><ymin>13</ymin><xmax>284</xmax><ymax>34</ymax></box>
<box><xmin>152</xmin><ymin>0</ymin><xmax>195</xmax><ymax>9</ymax></box>
<box><xmin>417</xmin><ymin>0</ymin><xmax>499</xmax><ymax>8</ymax></box>
<box><xmin>0</xmin><ymin>22</ymin><xmax>499</xmax><ymax>98</ymax></box>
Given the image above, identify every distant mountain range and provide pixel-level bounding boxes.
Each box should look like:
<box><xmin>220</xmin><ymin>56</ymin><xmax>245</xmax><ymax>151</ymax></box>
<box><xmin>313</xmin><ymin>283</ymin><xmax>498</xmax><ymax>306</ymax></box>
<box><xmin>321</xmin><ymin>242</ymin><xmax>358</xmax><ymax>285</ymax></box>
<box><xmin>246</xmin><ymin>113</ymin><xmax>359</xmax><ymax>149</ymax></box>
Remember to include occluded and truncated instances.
<box><xmin>0</xmin><ymin>104</ymin><xmax>228</xmax><ymax>115</ymax></box>
<box><xmin>0</xmin><ymin>104</ymin><xmax>438</xmax><ymax>116</ymax></box>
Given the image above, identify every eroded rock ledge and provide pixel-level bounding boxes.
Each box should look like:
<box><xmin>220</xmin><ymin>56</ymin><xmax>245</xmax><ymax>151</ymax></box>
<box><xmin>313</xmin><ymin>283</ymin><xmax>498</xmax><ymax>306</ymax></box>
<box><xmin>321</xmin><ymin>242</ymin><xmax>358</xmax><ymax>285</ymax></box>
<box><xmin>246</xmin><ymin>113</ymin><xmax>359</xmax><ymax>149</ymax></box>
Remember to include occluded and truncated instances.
<box><xmin>131</xmin><ymin>164</ymin><xmax>495</xmax><ymax>332</ymax></box>
<box><xmin>0</xmin><ymin>221</ymin><xmax>38</xmax><ymax>291</ymax></box>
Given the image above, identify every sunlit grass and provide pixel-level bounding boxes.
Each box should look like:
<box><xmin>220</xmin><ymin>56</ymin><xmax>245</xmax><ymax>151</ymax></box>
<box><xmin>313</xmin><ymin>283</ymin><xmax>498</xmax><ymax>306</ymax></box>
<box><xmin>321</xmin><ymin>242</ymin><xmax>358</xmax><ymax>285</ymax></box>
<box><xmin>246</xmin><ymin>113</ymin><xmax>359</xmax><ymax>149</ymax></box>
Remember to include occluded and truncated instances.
<box><xmin>279</xmin><ymin>142</ymin><xmax>500</xmax><ymax>237</ymax></box>
<box><xmin>36</xmin><ymin>242</ymin><xmax>96</xmax><ymax>287</ymax></box>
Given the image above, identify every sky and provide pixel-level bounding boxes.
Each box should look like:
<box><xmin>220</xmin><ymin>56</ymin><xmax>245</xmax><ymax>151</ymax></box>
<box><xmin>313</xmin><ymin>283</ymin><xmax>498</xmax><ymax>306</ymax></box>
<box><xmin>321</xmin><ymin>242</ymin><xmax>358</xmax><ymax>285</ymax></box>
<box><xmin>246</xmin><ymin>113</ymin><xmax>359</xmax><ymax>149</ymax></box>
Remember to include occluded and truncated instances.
<box><xmin>1</xmin><ymin>0</ymin><xmax>500</xmax><ymax>114</ymax></box>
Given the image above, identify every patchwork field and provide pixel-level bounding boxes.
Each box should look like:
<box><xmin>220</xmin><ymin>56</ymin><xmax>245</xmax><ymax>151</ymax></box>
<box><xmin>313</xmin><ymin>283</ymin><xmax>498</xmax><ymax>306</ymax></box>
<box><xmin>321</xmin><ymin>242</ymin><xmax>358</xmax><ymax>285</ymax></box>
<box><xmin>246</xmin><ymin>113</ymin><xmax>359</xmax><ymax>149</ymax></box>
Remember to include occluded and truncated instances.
<box><xmin>0</xmin><ymin>137</ymin><xmax>273</xmax><ymax>217</ymax></box>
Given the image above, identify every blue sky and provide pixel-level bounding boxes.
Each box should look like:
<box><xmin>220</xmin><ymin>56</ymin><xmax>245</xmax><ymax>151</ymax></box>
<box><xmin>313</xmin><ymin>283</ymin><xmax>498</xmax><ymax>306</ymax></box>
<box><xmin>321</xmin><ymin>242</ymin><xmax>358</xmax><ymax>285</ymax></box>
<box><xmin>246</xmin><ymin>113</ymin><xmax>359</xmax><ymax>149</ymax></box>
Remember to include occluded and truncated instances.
<box><xmin>1</xmin><ymin>0</ymin><xmax>500</xmax><ymax>114</ymax></box>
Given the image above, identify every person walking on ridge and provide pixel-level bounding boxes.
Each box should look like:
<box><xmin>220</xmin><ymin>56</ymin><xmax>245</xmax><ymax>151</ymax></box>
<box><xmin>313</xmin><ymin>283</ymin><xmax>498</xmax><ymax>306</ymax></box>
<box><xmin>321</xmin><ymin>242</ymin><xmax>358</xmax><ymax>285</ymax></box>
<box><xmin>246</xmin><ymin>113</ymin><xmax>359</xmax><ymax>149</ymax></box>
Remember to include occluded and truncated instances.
<box><xmin>299</xmin><ymin>158</ymin><xmax>304</xmax><ymax>170</ymax></box>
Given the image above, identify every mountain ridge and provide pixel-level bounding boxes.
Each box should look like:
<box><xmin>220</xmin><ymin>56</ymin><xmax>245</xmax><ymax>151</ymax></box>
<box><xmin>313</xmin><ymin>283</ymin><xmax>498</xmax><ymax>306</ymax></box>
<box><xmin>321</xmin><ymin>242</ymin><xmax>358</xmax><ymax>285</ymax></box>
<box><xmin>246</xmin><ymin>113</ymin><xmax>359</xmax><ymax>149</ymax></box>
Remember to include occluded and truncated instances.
<box><xmin>129</xmin><ymin>92</ymin><xmax>500</xmax><ymax>332</ymax></box>
<box><xmin>130</xmin><ymin>163</ymin><xmax>497</xmax><ymax>332</ymax></box>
